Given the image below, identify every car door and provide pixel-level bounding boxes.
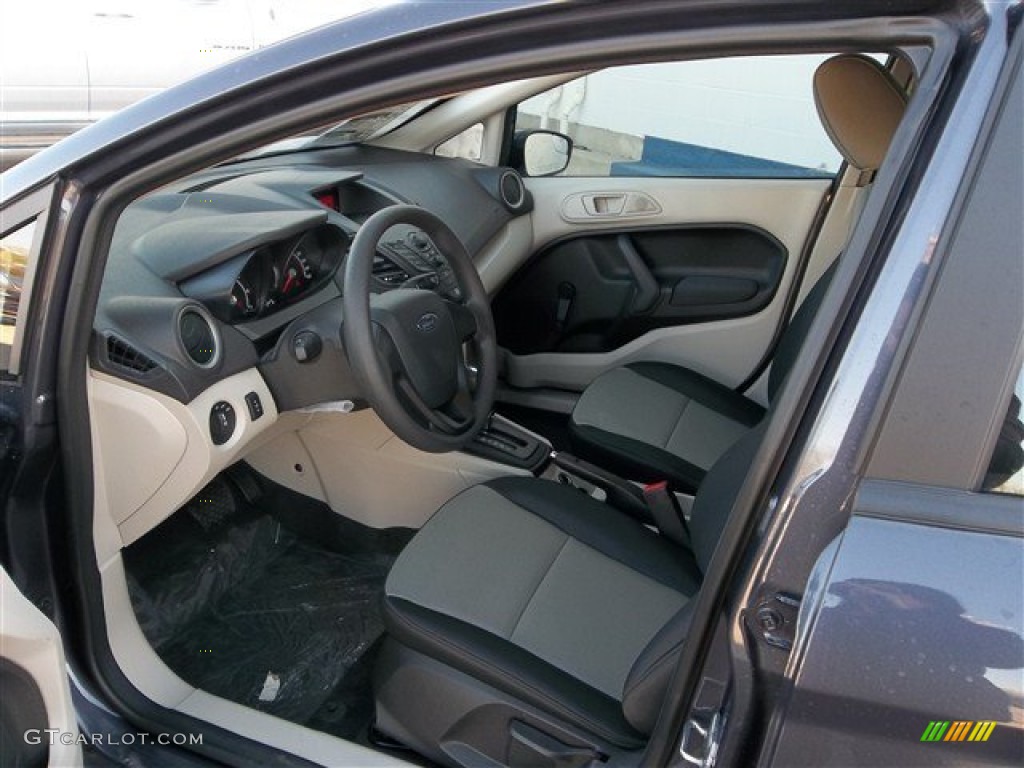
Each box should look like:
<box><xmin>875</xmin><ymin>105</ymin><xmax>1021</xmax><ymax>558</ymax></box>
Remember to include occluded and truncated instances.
<box><xmin>492</xmin><ymin>54</ymin><xmax>851</xmax><ymax>395</ymax></box>
<box><xmin>1</xmin><ymin>193</ymin><xmax>83</xmax><ymax>767</ymax></box>
<box><xmin>764</xmin><ymin>29</ymin><xmax>1024</xmax><ymax>765</ymax></box>
<box><xmin>86</xmin><ymin>0</ymin><xmax>255</xmax><ymax>119</ymax></box>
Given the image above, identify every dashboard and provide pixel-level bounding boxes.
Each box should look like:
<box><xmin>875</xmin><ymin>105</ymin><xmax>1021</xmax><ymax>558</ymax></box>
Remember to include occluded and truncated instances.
<box><xmin>93</xmin><ymin>146</ymin><xmax>531</xmax><ymax>413</ymax></box>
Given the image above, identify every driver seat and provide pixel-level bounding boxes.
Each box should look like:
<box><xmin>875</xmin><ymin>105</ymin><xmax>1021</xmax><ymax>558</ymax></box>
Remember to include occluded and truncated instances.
<box><xmin>374</xmin><ymin>422</ymin><xmax>765</xmax><ymax>766</ymax></box>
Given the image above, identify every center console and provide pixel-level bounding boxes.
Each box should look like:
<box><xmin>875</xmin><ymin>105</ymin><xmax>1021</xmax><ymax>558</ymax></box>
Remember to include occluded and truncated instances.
<box><xmin>465</xmin><ymin>412</ymin><xmax>653</xmax><ymax>524</ymax></box>
<box><xmin>465</xmin><ymin>413</ymin><xmax>551</xmax><ymax>471</ymax></box>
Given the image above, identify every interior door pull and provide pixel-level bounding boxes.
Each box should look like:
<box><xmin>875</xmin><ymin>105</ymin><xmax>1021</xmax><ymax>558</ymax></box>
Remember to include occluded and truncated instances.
<box><xmin>583</xmin><ymin>194</ymin><xmax>626</xmax><ymax>216</ymax></box>
<box><xmin>560</xmin><ymin>191</ymin><xmax>662</xmax><ymax>222</ymax></box>
<box><xmin>555</xmin><ymin>282</ymin><xmax>576</xmax><ymax>330</ymax></box>
<box><xmin>618</xmin><ymin>235</ymin><xmax>660</xmax><ymax>313</ymax></box>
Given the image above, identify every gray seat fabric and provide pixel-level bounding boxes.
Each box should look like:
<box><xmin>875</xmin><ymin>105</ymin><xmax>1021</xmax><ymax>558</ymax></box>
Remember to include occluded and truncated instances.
<box><xmin>383</xmin><ymin>476</ymin><xmax>701</xmax><ymax>747</ymax></box>
<box><xmin>570</xmin><ymin>362</ymin><xmax>765</xmax><ymax>491</ymax></box>
<box><xmin>380</xmin><ymin>425</ymin><xmax>765</xmax><ymax>750</ymax></box>
<box><xmin>570</xmin><ymin>262</ymin><xmax>835</xmax><ymax>492</ymax></box>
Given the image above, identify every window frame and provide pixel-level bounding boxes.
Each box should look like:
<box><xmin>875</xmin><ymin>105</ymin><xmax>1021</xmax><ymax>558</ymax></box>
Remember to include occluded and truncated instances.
<box><xmin>863</xmin><ymin>23</ymin><xmax>1023</xmax><ymax>495</ymax></box>
<box><xmin>0</xmin><ymin>187</ymin><xmax>53</xmax><ymax>377</ymax></box>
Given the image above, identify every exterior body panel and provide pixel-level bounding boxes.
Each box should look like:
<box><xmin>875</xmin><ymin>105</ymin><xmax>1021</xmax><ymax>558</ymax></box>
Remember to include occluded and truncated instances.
<box><xmin>772</xmin><ymin>513</ymin><xmax>1024</xmax><ymax>766</ymax></box>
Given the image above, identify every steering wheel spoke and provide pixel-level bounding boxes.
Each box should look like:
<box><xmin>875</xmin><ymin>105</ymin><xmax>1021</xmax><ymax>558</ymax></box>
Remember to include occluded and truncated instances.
<box><xmin>396</xmin><ymin>375</ymin><xmax>473</xmax><ymax>436</ymax></box>
<box><xmin>446</xmin><ymin>299</ymin><xmax>479</xmax><ymax>341</ymax></box>
<box><xmin>372</xmin><ymin>324</ymin><xmax>403</xmax><ymax>376</ymax></box>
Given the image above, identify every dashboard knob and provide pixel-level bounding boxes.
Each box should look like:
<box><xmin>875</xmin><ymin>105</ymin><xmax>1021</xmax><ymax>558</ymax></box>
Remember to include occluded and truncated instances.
<box><xmin>209</xmin><ymin>401</ymin><xmax>236</xmax><ymax>446</ymax></box>
<box><xmin>292</xmin><ymin>330</ymin><xmax>323</xmax><ymax>363</ymax></box>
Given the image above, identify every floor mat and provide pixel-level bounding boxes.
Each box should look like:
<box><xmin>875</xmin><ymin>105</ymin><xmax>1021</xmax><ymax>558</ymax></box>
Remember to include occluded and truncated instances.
<box><xmin>124</xmin><ymin>472</ymin><xmax>412</xmax><ymax>741</ymax></box>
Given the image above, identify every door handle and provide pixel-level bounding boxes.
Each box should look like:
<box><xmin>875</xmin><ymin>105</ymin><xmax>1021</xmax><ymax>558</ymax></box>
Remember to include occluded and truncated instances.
<box><xmin>618</xmin><ymin>235</ymin><xmax>660</xmax><ymax>313</ymax></box>
<box><xmin>560</xmin><ymin>191</ymin><xmax>662</xmax><ymax>222</ymax></box>
<box><xmin>582</xmin><ymin>194</ymin><xmax>626</xmax><ymax>216</ymax></box>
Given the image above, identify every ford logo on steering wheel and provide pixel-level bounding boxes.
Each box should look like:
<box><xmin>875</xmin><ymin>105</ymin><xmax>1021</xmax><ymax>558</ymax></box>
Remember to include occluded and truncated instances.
<box><xmin>416</xmin><ymin>312</ymin><xmax>439</xmax><ymax>333</ymax></box>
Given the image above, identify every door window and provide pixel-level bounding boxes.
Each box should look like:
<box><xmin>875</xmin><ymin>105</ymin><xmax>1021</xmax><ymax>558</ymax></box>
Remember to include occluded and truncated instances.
<box><xmin>983</xmin><ymin>363</ymin><xmax>1024</xmax><ymax>496</ymax></box>
<box><xmin>0</xmin><ymin>219</ymin><xmax>37</xmax><ymax>372</ymax></box>
<box><xmin>436</xmin><ymin>123</ymin><xmax>484</xmax><ymax>162</ymax></box>
<box><xmin>515</xmin><ymin>55</ymin><xmax>848</xmax><ymax>178</ymax></box>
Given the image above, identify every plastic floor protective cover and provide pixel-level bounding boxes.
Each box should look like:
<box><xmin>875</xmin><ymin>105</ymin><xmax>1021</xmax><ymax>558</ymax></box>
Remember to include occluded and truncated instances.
<box><xmin>123</xmin><ymin>468</ymin><xmax>413</xmax><ymax>742</ymax></box>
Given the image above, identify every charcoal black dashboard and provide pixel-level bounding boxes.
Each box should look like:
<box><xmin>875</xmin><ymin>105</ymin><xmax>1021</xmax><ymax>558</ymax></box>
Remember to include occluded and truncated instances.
<box><xmin>91</xmin><ymin>147</ymin><xmax>530</xmax><ymax>407</ymax></box>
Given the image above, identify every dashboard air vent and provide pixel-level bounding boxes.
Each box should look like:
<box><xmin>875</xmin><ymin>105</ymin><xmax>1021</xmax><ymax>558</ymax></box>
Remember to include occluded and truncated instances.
<box><xmin>499</xmin><ymin>170</ymin><xmax>526</xmax><ymax>211</ymax></box>
<box><xmin>106</xmin><ymin>335</ymin><xmax>159</xmax><ymax>374</ymax></box>
<box><xmin>178</xmin><ymin>306</ymin><xmax>220</xmax><ymax>368</ymax></box>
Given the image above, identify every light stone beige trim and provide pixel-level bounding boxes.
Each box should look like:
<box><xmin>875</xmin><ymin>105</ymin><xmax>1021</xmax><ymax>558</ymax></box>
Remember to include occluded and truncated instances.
<box><xmin>0</xmin><ymin>566</ymin><xmax>83</xmax><ymax>767</ymax></box>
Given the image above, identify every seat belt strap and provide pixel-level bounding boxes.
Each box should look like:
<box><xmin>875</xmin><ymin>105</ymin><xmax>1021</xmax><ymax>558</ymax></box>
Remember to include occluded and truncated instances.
<box><xmin>643</xmin><ymin>481</ymin><xmax>690</xmax><ymax>548</ymax></box>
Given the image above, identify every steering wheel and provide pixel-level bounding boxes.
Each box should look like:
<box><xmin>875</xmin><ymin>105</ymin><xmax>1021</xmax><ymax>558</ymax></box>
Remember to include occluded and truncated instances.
<box><xmin>342</xmin><ymin>205</ymin><xmax>498</xmax><ymax>452</ymax></box>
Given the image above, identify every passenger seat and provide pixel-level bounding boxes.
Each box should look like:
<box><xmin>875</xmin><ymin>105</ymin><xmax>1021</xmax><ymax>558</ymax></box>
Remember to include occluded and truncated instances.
<box><xmin>569</xmin><ymin>54</ymin><xmax>908</xmax><ymax>493</ymax></box>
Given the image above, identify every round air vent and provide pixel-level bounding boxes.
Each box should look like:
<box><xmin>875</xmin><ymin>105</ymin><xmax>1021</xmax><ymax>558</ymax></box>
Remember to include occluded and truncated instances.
<box><xmin>499</xmin><ymin>170</ymin><xmax>526</xmax><ymax>211</ymax></box>
<box><xmin>178</xmin><ymin>306</ymin><xmax>220</xmax><ymax>368</ymax></box>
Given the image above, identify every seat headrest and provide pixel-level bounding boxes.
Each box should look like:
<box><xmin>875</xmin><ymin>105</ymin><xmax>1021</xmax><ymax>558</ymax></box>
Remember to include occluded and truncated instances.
<box><xmin>814</xmin><ymin>54</ymin><xmax>908</xmax><ymax>172</ymax></box>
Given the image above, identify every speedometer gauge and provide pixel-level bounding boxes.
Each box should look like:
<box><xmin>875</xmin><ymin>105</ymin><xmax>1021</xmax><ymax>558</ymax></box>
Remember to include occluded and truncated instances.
<box><xmin>275</xmin><ymin>232</ymin><xmax>321</xmax><ymax>301</ymax></box>
<box><xmin>280</xmin><ymin>250</ymin><xmax>314</xmax><ymax>298</ymax></box>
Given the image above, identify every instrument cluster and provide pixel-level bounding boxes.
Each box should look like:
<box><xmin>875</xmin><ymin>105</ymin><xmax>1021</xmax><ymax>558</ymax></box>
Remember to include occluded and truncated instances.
<box><xmin>180</xmin><ymin>224</ymin><xmax>348</xmax><ymax>324</ymax></box>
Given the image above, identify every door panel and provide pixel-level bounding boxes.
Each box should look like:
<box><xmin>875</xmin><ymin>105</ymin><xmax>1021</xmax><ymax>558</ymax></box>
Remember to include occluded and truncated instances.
<box><xmin>494</xmin><ymin>226</ymin><xmax>786</xmax><ymax>354</ymax></box>
<box><xmin>0</xmin><ymin>567</ymin><xmax>82</xmax><ymax>767</ymax></box>
<box><xmin>773</xmin><ymin>485</ymin><xmax>1024</xmax><ymax>767</ymax></box>
<box><xmin>500</xmin><ymin>176</ymin><xmax>830</xmax><ymax>392</ymax></box>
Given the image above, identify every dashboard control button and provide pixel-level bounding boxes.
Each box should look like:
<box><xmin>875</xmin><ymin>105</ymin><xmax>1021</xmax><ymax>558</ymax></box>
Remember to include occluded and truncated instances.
<box><xmin>408</xmin><ymin>231</ymin><xmax>430</xmax><ymax>250</ymax></box>
<box><xmin>245</xmin><ymin>391</ymin><xmax>264</xmax><ymax>421</ymax></box>
<box><xmin>209</xmin><ymin>401</ymin><xmax>236</xmax><ymax>446</ymax></box>
<box><xmin>292</xmin><ymin>330</ymin><xmax>323</xmax><ymax>363</ymax></box>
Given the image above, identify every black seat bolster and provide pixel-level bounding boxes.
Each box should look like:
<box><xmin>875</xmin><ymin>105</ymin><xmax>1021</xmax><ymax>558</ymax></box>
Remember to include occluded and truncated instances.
<box><xmin>486</xmin><ymin>476</ymin><xmax>703</xmax><ymax>594</ymax></box>
<box><xmin>688</xmin><ymin>420</ymin><xmax>768</xmax><ymax>574</ymax></box>
<box><xmin>767</xmin><ymin>260</ymin><xmax>838</xmax><ymax>400</ymax></box>
<box><xmin>383</xmin><ymin>597</ymin><xmax>648</xmax><ymax>749</ymax></box>
<box><xmin>621</xmin><ymin>602</ymin><xmax>695</xmax><ymax>735</ymax></box>
<box><xmin>620</xmin><ymin>424</ymin><xmax>767</xmax><ymax>734</ymax></box>
<box><xmin>569</xmin><ymin>423</ymin><xmax>710</xmax><ymax>492</ymax></box>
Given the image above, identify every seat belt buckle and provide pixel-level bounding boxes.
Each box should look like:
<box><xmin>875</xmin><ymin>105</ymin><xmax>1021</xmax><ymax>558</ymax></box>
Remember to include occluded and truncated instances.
<box><xmin>643</xmin><ymin>481</ymin><xmax>690</xmax><ymax>547</ymax></box>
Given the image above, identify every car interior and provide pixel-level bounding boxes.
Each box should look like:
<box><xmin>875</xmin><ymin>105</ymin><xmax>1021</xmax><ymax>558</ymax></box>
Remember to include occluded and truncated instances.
<box><xmin>84</xmin><ymin>44</ymin><xmax>917</xmax><ymax>767</ymax></box>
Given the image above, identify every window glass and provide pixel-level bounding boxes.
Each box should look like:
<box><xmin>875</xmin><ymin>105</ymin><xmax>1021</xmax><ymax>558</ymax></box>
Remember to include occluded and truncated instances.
<box><xmin>515</xmin><ymin>55</ymin><xmax>846</xmax><ymax>178</ymax></box>
<box><xmin>435</xmin><ymin>123</ymin><xmax>484</xmax><ymax>162</ymax></box>
<box><xmin>983</xmin><ymin>365</ymin><xmax>1024</xmax><ymax>496</ymax></box>
<box><xmin>0</xmin><ymin>219</ymin><xmax>36</xmax><ymax>371</ymax></box>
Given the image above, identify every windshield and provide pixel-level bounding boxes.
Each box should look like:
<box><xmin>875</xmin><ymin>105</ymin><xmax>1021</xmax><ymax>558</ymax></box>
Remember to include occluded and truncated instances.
<box><xmin>310</xmin><ymin>99</ymin><xmax>438</xmax><ymax>146</ymax></box>
<box><xmin>225</xmin><ymin>98</ymin><xmax>439</xmax><ymax>164</ymax></box>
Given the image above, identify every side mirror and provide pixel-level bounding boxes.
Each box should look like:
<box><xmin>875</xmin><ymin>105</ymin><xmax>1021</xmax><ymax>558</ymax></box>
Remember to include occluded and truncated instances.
<box><xmin>511</xmin><ymin>130</ymin><xmax>573</xmax><ymax>177</ymax></box>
